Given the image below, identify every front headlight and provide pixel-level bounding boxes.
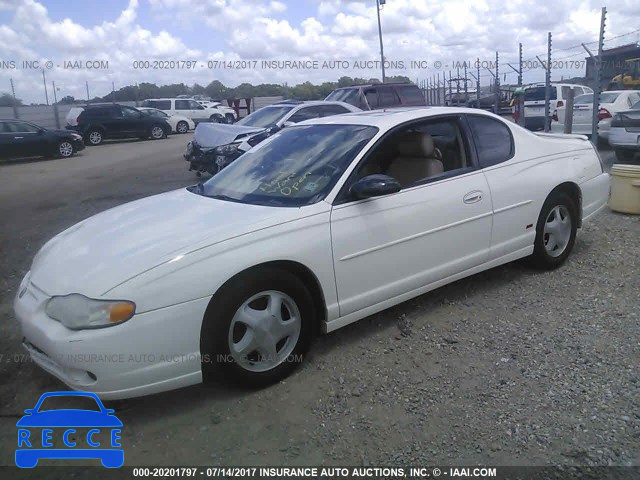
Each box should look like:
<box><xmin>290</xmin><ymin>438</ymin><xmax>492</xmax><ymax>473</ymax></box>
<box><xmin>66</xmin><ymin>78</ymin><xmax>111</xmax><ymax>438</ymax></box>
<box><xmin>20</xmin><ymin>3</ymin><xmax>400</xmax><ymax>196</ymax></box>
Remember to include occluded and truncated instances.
<box><xmin>186</xmin><ymin>141</ymin><xmax>193</xmax><ymax>154</ymax></box>
<box><xmin>214</xmin><ymin>142</ymin><xmax>240</xmax><ymax>155</ymax></box>
<box><xmin>45</xmin><ymin>294</ymin><xmax>135</xmax><ymax>330</ymax></box>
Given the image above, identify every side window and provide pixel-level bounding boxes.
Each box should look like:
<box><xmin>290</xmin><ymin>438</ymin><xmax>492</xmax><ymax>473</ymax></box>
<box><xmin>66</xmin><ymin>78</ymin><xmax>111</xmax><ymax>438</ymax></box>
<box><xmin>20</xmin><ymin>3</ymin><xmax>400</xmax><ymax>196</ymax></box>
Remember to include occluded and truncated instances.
<box><xmin>5</xmin><ymin>121</ymin><xmax>39</xmax><ymax>133</ymax></box>
<box><xmin>121</xmin><ymin>107</ymin><xmax>140</xmax><ymax>118</ymax></box>
<box><xmin>188</xmin><ymin>100</ymin><xmax>203</xmax><ymax>109</ymax></box>
<box><xmin>320</xmin><ymin>105</ymin><xmax>351</xmax><ymax>117</ymax></box>
<box><xmin>287</xmin><ymin>106</ymin><xmax>324</xmax><ymax>123</ymax></box>
<box><xmin>175</xmin><ymin>100</ymin><xmax>190</xmax><ymax>110</ymax></box>
<box><xmin>350</xmin><ymin>118</ymin><xmax>468</xmax><ymax>190</ymax></box>
<box><xmin>466</xmin><ymin>115</ymin><xmax>514</xmax><ymax>168</ymax></box>
<box><xmin>378</xmin><ymin>87</ymin><xmax>401</xmax><ymax>107</ymax></box>
<box><xmin>364</xmin><ymin>88</ymin><xmax>379</xmax><ymax>109</ymax></box>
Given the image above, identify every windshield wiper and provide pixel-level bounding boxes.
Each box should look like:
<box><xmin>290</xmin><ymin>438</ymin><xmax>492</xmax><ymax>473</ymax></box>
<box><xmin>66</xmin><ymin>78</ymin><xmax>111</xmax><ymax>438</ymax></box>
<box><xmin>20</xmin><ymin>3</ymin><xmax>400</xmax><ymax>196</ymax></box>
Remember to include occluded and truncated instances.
<box><xmin>206</xmin><ymin>193</ymin><xmax>241</xmax><ymax>203</ymax></box>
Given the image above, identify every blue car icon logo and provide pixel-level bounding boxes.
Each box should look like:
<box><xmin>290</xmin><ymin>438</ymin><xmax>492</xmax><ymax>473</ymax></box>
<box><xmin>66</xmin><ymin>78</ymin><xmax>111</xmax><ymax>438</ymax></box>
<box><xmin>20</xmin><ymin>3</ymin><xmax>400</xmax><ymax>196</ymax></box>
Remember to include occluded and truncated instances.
<box><xmin>16</xmin><ymin>391</ymin><xmax>123</xmax><ymax>468</ymax></box>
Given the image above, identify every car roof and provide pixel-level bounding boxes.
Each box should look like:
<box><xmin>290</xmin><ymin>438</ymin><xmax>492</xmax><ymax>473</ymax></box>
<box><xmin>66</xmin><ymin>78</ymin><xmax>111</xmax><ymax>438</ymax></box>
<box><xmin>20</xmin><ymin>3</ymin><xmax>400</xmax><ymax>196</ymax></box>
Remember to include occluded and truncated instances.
<box><xmin>331</xmin><ymin>83</ymin><xmax>419</xmax><ymax>90</ymax></box>
<box><xmin>264</xmin><ymin>100</ymin><xmax>358</xmax><ymax>111</ymax></box>
<box><xmin>299</xmin><ymin>106</ymin><xmax>497</xmax><ymax>127</ymax></box>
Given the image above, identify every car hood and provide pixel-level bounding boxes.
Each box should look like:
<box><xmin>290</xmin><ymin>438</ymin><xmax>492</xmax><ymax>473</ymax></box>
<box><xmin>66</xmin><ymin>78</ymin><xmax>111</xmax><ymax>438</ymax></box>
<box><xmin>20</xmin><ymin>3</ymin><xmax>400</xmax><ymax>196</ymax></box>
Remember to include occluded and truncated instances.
<box><xmin>29</xmin><ymin>188</ymin><xmax>295</xmax><ymax>297</ymax></box>
<box><xmin>193</xmin><ymin>122</ymin><xmax>264</xmax><ymax>148</ymax></box>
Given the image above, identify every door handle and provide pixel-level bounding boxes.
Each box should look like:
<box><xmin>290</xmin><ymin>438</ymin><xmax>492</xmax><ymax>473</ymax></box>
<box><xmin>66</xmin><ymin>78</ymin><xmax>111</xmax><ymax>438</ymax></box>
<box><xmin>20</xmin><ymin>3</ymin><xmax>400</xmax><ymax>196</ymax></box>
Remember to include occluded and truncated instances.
<box><xmin>14</xmin><ymin>136</ymin><xmax>24</xmax><ymax>139</ymax></box>
<box><xmin>463</xmin><ymin>191</ymin><xmax>483</xmax><ymax>204</ymax></box>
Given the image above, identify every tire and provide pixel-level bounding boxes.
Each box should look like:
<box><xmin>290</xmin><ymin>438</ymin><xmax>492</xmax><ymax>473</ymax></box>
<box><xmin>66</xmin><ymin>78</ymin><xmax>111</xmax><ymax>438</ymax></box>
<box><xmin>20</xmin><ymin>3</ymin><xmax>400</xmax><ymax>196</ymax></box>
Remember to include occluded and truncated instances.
<box><xmin>86</xmin><ymin>129</ymin><xmax>103</xmax><ymax>146</ymax></box>
<box><xmin>527</xmin><ymin>192</ymin><xmax>578</xmax><ymax>270</ymax></box>
<box><xmin>58</xmin><ymin>141</ymin><xmax>74</xmax><ymax>158</ymax></box>
<box><xmin>210</xmin><ymin>114</ymin><xmax>223</xmax><ymax>123</ymax></box>
<box><xmin>614</xmin><ymin>148</ymin><xmax>635</xmax><ymax>163</ymax></box>
<box><xmin>176</xmin><ymin>121</ymin><xmax>189</xmax><ymax>134</ymax></box>
<box><xmin>150</xmin><ymin>125</ymin><xmax>164</xmax><ymax>140</ymax></box>
<box><xmin>224</xmin><ymin>113</ymin><xmax>235</xmax><ymax>124</ymax></box>
<box><xmin>201</xmin><ymin>268</ymin><xmax>314</xmax><ymax>387</ymax></box>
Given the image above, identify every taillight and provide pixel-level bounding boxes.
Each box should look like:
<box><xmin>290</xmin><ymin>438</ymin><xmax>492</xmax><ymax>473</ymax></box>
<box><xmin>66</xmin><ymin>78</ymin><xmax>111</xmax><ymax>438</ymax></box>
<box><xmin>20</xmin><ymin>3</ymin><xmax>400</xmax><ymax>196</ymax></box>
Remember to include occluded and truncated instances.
<box><xmin>598</xmin><ymin>108</ymin><xmax>611</xmax><ymax>121</ymax></box>
<box><xmin>552</xmin><ymin>110</ymin><xmax>558</xmax><ymax>122</ymax></box>
<box><xmin>557</xmin><ymin>100</ymin><xmax>564</xmax><ymax>108</ymax></box>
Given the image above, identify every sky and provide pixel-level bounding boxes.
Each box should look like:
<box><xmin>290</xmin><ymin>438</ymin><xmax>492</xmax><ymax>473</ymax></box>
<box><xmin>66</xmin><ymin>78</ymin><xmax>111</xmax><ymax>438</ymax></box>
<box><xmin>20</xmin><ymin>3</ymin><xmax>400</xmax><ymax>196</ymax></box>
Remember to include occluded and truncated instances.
<box><xmin>1</xmin><ymin>0</ymin><xmax>639</xmax><ymax>103</ymax></box>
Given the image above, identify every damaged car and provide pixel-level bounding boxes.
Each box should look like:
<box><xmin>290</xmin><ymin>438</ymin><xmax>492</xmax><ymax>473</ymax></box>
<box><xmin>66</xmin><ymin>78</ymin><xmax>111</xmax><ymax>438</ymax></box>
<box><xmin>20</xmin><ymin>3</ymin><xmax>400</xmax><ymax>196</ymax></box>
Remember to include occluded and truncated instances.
<box><xmin>184</xmin><ymin>100</ymin><xmax>359</xmax><ymax>176</ymax></box>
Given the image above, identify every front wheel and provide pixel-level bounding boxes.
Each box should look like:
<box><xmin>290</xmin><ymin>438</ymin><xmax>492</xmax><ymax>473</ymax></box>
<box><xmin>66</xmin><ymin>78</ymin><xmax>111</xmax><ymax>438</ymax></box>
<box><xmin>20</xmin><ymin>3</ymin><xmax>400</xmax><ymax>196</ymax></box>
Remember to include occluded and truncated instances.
<box><xmin>150</xmin><ymin>125</ymin><xmax>165</xmax><ymax>140</ymax></box>
<box><xmin>527</xmin><ymin>192</ymin><xmax>577</xmax><ymax>270</ymax></box>
<box><xmin>58</xmin><ymin>141</ymin><xmax>74</xmax><ymax>158</ymax></box>
<box><xmin>201</xmin><ymin>268</ymin><xmax>314</xmax><ymax>387</ymax></box>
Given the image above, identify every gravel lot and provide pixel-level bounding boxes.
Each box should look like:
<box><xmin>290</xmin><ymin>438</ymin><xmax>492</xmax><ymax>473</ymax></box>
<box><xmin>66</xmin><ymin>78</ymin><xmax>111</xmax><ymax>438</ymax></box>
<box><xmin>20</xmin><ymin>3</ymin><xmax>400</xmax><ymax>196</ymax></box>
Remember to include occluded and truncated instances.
<box><xmin>0</xmin><ymin>135</ymin><xmax>638</xmax><ymax>473</ymax></box>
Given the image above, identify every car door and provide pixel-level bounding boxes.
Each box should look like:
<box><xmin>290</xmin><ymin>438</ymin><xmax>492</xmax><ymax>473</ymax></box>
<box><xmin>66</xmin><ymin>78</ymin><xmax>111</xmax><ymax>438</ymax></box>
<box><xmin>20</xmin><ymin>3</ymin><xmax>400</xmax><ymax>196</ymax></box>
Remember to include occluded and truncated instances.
<box><xmin>120</xmin><ymin>106</ymin><xmax>145</xmax><ymax>136</ymax></box>
<box><xmin>330</xmin><ymin>116</ymin><xmax>493</xmax><ymax>317</ymax></box>
<box><xmin>3</xmin><ymin>121</ymin><xmax>47</xmax><ymax>157</ymax></box>
<box><xmin>466</xmin><ymin>114</ymin><xmax>537</xmax><ymax>259</ymax></box>
<box><xmin>0</xmin><ymin>121</ymin><xmax>17</xmax><ymax>158</ymax></box>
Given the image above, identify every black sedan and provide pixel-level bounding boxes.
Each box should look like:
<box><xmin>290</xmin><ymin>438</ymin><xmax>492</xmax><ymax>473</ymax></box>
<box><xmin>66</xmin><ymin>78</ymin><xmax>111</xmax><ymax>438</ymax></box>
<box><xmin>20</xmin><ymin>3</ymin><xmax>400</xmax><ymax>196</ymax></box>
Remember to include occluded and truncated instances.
<box><xmin>0</xmin><ymin>119</ymin><xmax>85</xmax><ymax>160</ymax></box>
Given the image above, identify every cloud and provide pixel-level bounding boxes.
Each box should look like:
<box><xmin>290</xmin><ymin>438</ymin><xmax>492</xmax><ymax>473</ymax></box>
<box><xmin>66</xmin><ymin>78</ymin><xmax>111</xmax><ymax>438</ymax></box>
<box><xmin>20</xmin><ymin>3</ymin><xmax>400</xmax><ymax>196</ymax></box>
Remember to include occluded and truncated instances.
<box><xmin>1</xmin><ymin>0</ymin><xmax>640</xmax><ymax>103</ymax></box>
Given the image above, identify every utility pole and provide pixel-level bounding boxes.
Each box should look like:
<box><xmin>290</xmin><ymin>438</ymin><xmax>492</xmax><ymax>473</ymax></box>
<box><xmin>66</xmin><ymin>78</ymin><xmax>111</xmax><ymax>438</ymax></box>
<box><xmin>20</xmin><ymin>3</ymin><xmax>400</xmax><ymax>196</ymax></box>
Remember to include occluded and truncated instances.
<box><xmin>112</xmin><ymin>81</ymin><xmax>116</xmax><ymax>104</ymax></box>
<box><xmin>86</xmin><ymin>81</ymin><xmax>90</xmax><ymax>105</ymax></box>
<box><xmin>494</xmin><ymin>52</ymin><xmax>500</xmax><ymax>114</ymax></box>
<box><xmin>42</xmin><ymin>69</ymin><xmax>49</xmax><ymax>105</ymax></box>
<box><xmin>376</xmin><ymin>0</ymin><xmax>386</xmax><ymax>83</ymax></box>
<box><xmin>591</xmin><ymin>7</ymin><xmax>606</xmax><ymax>146</ymax></box>
<box><xmin>52</xmin><ymin>80</ymin><xmax>60</xmax><ymax>129</ymax></box>
<box><xmin>544</xmin><ymin>32</ymin><xmax>552</xmax><ymax>131</ymax></box>
<box><xmin>10</xmin><ymin>78</ymin><xmax>19</xmax><ymax>119</ymax></box>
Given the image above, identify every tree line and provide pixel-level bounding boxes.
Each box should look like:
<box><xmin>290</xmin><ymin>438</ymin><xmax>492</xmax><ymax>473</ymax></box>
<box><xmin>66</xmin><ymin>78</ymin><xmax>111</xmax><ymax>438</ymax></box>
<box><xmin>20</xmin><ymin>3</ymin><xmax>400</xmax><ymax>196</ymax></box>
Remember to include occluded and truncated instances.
<box><xmin>0</xmin><ymin>76</ymin><xmax>413</xmax><ymax>106</ymax></box>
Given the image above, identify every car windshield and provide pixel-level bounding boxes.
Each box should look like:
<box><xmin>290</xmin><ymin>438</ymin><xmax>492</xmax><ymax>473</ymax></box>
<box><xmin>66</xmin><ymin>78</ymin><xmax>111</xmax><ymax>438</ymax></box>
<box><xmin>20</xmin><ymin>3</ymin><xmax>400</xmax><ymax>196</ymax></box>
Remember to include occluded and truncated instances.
<box><xmin>236</xmin><ymin>106</ymin><xmax>294</xmax><ymax>128</ymax></box>
<box><xmin>325</xmin><ymin>88</ymin><xmax>361</xmax><ymax>107</ymax></box>
<box><xmin>195</xmin><ymin>124</ymin><xmax>378</xmax><ymax>207</ymax></box>
<box><xmin>37</xmin><ymin>395</ymin><xmax>102</xmax><ymax>412</ymax></box>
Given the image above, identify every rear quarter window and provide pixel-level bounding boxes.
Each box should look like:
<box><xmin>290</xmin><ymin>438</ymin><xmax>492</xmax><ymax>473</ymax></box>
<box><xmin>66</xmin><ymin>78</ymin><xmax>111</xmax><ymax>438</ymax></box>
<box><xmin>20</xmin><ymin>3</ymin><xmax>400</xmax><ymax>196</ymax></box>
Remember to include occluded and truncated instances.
<box><xmin>144</xmin><ymin>100</ymin><xmax>171</xmax><ymax>110</ymax></box>
<box><xmin>466</xmin><ymin>115</ymin><xmax>514</xmax><ymax>168</ymax></box>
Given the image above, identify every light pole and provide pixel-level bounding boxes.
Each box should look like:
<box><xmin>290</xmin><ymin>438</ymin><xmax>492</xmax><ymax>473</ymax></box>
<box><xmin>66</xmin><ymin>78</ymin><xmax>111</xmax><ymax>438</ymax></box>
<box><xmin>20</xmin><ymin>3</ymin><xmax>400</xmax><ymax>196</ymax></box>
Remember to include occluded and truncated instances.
<box><xmin>376</xmin><ymin>0</ymin><xmax>386</xmax><ymax>83</ymax></box>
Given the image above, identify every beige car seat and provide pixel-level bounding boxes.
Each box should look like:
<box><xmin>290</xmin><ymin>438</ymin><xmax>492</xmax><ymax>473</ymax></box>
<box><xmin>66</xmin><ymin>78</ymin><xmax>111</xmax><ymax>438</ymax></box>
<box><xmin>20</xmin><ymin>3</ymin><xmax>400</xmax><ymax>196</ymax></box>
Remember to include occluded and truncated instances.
<box><xmin>386</xmin><ymin>133</ymin><xmax>444</xmax><ymax>187</ymax></box>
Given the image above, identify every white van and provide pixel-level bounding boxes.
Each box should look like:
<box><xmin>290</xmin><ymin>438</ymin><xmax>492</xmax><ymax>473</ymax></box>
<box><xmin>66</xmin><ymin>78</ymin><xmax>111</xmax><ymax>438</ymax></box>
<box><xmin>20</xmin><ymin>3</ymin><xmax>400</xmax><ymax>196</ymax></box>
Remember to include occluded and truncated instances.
<box><xmin>524</xmin><ymin>83</ymin><xmax>593</xmax><ymax>131</ymax></box>
<box><xmin>141</xmin><ymin>98</ymin><xmax>236</xmax><ymax>124</ymax></box>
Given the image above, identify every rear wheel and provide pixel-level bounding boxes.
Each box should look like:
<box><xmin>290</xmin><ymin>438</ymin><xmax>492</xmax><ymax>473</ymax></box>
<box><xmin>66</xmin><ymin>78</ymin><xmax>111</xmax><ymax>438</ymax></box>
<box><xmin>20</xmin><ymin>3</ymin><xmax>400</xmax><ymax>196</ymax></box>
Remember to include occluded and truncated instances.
<box><xmin>224</xmin><ymin>113</ymin><xmax>235</xmax><ymax>124</ymax></box>
<box><xmin>201</xmin><ymin>268</ymin><xmax>314</xmax><ymax>387</ymax></box>
<box><xmin>176</xmin><ymin>121</ymin><xmax>189</xmax><ymax>134</ymax></box>
<box><xmin>527</xmin><ymin>192</ymin><xmax>577</xmax><ymax>270</ymax></box>
<box><xmin>58</xmin><ymin>141</ymin><xmax>74</xmax><ymax>157</ymax></box>
<box><xmin>86</xmin><ymin>129</ymin><xmax>103</xmax><ymax>146</ymax></box>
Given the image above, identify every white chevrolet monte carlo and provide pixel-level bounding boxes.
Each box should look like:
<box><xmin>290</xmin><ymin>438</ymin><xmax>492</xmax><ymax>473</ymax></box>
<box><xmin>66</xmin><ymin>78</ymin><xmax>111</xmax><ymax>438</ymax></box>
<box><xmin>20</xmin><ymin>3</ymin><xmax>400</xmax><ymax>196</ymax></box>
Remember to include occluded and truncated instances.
<box><xmin>15</xmin><ymin>107</ymin><xmax>609</xmax><ymax>399</ymax></box>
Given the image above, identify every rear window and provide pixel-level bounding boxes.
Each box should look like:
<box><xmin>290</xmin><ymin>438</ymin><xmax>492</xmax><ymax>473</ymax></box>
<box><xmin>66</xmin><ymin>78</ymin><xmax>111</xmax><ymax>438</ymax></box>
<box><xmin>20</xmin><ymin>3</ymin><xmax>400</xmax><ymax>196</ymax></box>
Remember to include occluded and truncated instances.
<box><xmin>395</xmin><ymin>85</ymin><xmax>426</xmax><ymax>105</ymax></box>
<box><xmin>142</xmin><ymin>100</ymin><xmax>171</xmax><ymax>110</ymax></box>
<box><xmin>524</xmin><ymin>87</ymin><xmax>557</xmax><ymax>101</ymax></box>
<box><xmin>574</xmin><ymin>94</ymin><xmax>594</xmax><ymax>104</ymax></box>
<box><xmin>600</xmin><ymin>92</ymin><xmax>621</xmax><ymax>104</ymax></box>
<box><xmin>80</xmin><ymin>106</ymin><xmax>114</xmax><ymax>118</ymax></box>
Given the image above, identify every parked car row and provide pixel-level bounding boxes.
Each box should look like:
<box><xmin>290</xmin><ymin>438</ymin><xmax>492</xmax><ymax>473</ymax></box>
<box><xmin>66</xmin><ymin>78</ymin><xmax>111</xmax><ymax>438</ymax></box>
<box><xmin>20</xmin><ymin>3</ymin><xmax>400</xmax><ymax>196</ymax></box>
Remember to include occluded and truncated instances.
<box><xmin>0</xmin><ymin>119</ymin><xmax>85</xmax><ymax>160</ymax></box>
<box><xmin>141</xmin><ymin>98</ymin><xmax>237</xmax><ymax>124</ymax></box>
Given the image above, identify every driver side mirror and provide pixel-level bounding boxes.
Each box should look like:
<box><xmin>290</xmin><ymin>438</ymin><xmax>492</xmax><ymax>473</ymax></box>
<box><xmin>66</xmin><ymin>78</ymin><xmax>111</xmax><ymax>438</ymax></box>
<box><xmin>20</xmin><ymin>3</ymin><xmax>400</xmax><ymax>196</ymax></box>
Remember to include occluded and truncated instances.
<box><xmin>350</xmin><ymin>174</ymin><xmax>401</xmax><ymax>200</ymax></box>
<box><xmin>282</xmin><ymin>121</ymin><xmax>295</xmax><ymax>128</ymax></box>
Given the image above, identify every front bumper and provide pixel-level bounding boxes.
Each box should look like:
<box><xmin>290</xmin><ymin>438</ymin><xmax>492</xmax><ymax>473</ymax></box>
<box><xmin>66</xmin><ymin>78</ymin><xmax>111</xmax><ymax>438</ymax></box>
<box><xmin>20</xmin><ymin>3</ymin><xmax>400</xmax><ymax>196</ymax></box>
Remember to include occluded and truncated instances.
<box><xmin>14</xmin><ymin>273</ymin><xmax>208</xmax><ymax>399</ymax></box>
<box><xmin>184</xmin><ymin>143</ymin><xmax>242</xmax><ymax>172</ymax></box>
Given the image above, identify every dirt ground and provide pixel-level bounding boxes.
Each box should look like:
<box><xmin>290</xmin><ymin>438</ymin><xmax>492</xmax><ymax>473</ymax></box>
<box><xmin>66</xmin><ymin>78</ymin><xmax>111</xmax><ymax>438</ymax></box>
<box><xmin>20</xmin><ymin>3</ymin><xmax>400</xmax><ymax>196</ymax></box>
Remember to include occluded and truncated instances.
<box><xmin>1</xmin><ymin>135</ymin><xmax>638</xmax><ymax>475</ymax></box>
